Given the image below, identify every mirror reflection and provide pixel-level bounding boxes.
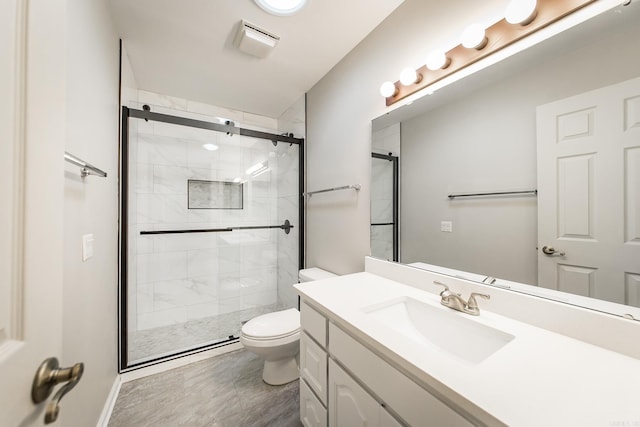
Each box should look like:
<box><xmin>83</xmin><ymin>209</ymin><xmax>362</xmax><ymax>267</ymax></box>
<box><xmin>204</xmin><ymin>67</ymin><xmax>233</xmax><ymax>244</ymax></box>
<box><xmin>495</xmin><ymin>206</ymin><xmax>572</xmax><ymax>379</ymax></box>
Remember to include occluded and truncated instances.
<box><xmin>371</xmin><ymin>2</ymin><xmax>640</xmax><ymax>319</ymax></box>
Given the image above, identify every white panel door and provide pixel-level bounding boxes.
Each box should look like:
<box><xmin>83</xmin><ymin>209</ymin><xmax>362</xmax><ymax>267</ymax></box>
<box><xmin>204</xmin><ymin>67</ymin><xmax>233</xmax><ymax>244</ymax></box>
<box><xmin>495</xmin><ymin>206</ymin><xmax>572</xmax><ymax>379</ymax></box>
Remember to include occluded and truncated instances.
<box><xmin>328</xmin><ymin>359</ymin><xmax>380</xmax><ymax>427</ymax></box>
<box><xmin>0</xmin><ymin>0</ymin><xmax>66</xmax><ymax>425</ymax></box>
<box><xmin>537</xmin><ymin>76</ymin><xmax>640</xmax><ymax>309</ymax></box>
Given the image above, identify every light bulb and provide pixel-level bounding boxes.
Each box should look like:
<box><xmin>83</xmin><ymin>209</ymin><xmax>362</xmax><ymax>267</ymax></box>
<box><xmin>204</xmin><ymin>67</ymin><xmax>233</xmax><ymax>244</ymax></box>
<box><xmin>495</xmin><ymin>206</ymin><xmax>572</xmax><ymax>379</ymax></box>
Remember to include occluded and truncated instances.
<box><xmin>379</xmin><ymin>81</ymin><xmax>397</xmax><ymax>98</ymax></box>
<box><xmin>400</xmin><ymin>67</ymin><xmax>421</xmax><ymax>86</ymax></box>
<box><xmin>202</xmin><ymin>143</ymin><xmax>218</xmax><ymax>151</ymax></box>
<box><xmin>426</xmin><ymin>50</ymin><xmax>450</xmax><ymax>71</ymax></box>
<box><xmin>461</xmin><ymin>23</ymin><xmax>488</xmax><ymax>50</ymax></box>
<box><xmin>505</xmin><ymin>0</ymin><xmax>537</xmax><ymax>25</ymax></box>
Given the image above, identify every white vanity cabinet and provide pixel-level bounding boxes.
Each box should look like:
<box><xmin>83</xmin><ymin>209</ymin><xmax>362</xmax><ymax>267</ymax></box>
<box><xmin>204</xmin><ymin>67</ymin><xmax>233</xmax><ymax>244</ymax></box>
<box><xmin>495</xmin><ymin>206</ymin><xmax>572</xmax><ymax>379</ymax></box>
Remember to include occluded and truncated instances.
<box><xmin>328</xmin><ymin>359</ymin><xmax>402</xmax><ymax>427</ymax></box>
<box><xmin>300</xmin><ymin>377</ymin><xmax>327</xmax><ymax>427</ymax></box>
<box><xmin>300</xmin><ymin>302</ymin><xmax>329</xmax><ymax>427</ymax></box>
<box><xmin>299</xmin><ymin>300</ymin><xmax>470</xmax><ymax>427</ymax></box>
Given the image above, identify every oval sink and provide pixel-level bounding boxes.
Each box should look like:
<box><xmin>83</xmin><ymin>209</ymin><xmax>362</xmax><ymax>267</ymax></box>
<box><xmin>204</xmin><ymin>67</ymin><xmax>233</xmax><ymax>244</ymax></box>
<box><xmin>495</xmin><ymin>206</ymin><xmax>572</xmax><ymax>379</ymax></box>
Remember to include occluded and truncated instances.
<box><xmin>363</xmin><ymin>296</ymin><xmax>514</xmax><ymax>364</ymax></box>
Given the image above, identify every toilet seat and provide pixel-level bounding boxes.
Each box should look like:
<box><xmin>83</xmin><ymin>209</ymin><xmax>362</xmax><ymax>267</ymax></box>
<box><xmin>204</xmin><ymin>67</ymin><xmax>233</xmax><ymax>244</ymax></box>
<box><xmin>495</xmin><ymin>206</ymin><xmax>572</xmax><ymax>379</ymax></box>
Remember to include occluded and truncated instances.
<box><xmin>241</xmin><ymin>308</ymin><xmax>300</xmax><ymax>340</ymax></box>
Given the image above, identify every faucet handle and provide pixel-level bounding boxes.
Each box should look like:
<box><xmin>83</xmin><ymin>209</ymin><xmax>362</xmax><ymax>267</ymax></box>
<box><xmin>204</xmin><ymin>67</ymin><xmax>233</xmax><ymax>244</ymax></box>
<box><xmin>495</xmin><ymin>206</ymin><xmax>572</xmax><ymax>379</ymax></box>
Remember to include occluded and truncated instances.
<box><xmin>467</xmin><ymin>293</ymin><xmax>490</xmax><ymax>310</ymax></box>
<box><xmin>433</xmin><ymin>281</ymin><xmax>449</xmax><ymax>295</ymax></box>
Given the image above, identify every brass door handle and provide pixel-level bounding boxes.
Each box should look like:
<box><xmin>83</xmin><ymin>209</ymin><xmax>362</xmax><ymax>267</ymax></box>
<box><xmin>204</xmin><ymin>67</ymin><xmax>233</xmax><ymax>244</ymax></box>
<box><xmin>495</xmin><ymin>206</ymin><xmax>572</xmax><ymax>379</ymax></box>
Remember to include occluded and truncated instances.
<box><xmin>31</xmin><ymin>357</ymin><xmax>84</xmax><ymax>424</ymax></box>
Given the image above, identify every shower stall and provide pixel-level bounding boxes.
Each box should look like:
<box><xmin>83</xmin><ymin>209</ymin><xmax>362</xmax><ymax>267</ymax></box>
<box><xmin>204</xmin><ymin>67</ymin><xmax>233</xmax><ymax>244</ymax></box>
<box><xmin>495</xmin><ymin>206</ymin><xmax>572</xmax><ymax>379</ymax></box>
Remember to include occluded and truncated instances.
<box><xmin>119</xmin><ymin>106</ymin><xmax>303</xmax><ymax>370</ymax></box>
<box><xmin>370</xmin><ymin>152</ymin><xmax>398</xmax><ymax>261</ymax></box>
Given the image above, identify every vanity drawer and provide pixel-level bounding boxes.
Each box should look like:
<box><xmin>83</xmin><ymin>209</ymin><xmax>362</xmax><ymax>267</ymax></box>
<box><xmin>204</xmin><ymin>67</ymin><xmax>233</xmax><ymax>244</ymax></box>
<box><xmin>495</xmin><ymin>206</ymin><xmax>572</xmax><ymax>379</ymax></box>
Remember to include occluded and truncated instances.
<box><xmin>300</xmin><ymin>378</ymin><xmax>327</xmax><ymax>427</ymax></box>
<box><xmin>329</xmin><ymin>323</ymin><xmax>473</xmax><ymax>427</ymax></box>
<box><xmin>301</xmin><ymin>300</ymin><xmax>327</xmax><ymax>347</ymax></box>
<box><xmin>300</xmin><ymin>331</ymin><xmax>328</xmax><ymax>405</ymax></box>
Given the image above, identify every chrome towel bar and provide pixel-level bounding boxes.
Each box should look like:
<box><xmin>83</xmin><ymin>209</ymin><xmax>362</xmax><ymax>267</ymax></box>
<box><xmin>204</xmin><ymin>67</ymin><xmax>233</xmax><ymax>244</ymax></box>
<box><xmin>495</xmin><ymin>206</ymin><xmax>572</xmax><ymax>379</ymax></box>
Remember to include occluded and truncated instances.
<box><xmin>304</xmin><ymin>184</ymin><xmax>361</xmax><ymax>197</ymax></box>
<box><xmin>64</xmin><ymin>152</ymin><xmax>107</xmax><ymax>178</ymax></box>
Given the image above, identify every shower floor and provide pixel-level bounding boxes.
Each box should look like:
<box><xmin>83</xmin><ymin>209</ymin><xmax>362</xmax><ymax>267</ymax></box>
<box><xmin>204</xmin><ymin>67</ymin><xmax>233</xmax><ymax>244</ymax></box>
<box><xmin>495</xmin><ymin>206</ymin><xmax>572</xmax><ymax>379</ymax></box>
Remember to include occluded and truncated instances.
<box><xmin>128</xmin><ymin>303</ymin><xmax>288</xmax><ymax>364</ymax></box>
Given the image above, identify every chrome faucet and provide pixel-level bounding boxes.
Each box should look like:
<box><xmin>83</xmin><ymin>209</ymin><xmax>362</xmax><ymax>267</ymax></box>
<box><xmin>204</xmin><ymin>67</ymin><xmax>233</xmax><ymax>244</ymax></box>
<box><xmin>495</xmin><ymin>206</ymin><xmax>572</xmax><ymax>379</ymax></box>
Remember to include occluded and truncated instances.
<box><xmin>434</xmin><ymin>281</ymin><xmax>490</xmax><ymax>316</ymax></box>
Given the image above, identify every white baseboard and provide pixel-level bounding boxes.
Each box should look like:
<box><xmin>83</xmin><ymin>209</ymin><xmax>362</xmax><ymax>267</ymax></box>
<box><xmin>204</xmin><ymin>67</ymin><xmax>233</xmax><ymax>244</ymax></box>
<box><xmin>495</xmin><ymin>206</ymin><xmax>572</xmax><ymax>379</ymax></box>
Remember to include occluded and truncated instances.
<box><xmin>96</xmin><ymin>375</ymin><xmax>122</xmax><ymax>427</ymax></box>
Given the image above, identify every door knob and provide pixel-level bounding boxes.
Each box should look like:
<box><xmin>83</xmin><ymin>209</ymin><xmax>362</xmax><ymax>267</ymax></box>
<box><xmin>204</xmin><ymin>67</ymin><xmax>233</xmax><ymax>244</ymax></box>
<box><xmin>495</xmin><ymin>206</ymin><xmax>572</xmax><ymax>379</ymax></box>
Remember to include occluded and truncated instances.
<box><xmin>31</xmin><ymin>357</ymin><xmax>84</xmax><ymax>424</ymax></box>
<box><xmin>542</xmin><ymin>245</ymin><xmax>566</xmax><ymax>256</ymax></box>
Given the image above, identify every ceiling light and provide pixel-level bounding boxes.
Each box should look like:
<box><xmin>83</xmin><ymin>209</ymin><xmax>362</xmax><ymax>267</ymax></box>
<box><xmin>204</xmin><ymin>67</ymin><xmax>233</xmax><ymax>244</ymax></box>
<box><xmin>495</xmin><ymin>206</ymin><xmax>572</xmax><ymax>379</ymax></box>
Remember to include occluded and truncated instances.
<box><xmin>505</xmin><ymin>0</ymin><xmax>538</xmax><ymax>25</ymax></box>
<box><xmin>400</xmin><ymin>67</ymin><xmax>421</xmax><ymax>86</ymax></box>
<box><xmin>254</xmin><ymin>0</ymin><xmax>308</xmax><ymax>16</ymax></box>
<box><xmin>203</xmin><ymin>143</ymin><xmax>218</xmax><ymax>151</ymax></box>
<box><xmin>461</xmin><ymin>23</ymin><xmax>488</xmax><ymax>50</ymax></box>
<box><xmin>380</xmin><ymin>81</ymin><xmax>398</xmax><ymax>98</ymax></box>
<box><xmin>426</xmin><ymin>50</ymin><xmax>450</xmax><ymax>70</ymax></box>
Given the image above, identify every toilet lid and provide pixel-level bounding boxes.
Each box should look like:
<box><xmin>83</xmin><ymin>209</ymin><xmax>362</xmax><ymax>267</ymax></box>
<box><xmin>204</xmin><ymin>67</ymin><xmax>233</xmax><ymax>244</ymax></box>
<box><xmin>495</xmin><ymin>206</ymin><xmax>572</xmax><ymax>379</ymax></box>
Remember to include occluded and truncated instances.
<box><xmin>241</xmin><ymin>308</ymin><xmax>301</xmax><ymax>340</ymax></box>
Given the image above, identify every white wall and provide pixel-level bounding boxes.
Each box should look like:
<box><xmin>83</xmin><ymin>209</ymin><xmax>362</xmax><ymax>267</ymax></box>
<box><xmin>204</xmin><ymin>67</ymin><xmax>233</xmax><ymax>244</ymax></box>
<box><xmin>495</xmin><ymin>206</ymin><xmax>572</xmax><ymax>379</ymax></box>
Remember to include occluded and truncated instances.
<box><xmin>305</xmin><ymin>0</ymin><xmax>506</xmax><ymax>274</ymax></box>
<box><xmin>63</xmin><ymin>0</ymin><xmax>120</xmax><ymax>425</ymax></box>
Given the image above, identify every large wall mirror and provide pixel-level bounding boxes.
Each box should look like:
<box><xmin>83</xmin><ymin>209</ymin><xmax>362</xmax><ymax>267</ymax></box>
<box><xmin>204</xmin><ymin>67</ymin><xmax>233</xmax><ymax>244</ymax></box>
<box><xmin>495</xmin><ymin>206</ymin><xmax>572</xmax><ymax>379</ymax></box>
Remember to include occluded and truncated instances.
<box><xmin>371</xmin><ymin>1</ymin><xmax>640</xmax><ymax>320</ymax></box>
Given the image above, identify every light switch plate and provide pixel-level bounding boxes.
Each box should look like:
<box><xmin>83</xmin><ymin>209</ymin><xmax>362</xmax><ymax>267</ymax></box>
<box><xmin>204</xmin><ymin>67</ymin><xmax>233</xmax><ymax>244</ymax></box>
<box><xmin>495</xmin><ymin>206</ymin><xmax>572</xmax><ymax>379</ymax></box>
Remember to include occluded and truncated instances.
<box><xmin>440</xmin><ymin>221</ymin><xmax>453</xmax><ymax>232</ymax></box>
<box><xmin>82</xmin><ymin>234</ymin><xmax>94</xmax><ymax>261</ymax></box>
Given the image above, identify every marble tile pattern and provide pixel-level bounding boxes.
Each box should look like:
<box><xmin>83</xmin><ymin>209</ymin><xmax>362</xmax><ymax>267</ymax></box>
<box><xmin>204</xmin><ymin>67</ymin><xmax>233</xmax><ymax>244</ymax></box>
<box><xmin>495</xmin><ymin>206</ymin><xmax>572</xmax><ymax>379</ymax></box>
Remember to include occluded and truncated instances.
<box><xmin>370</xmin><ymin>124</ymin><xmax>400</xmax><ymax>262</ymax></box>
<box><xmin>129</xmin><ymin>303</ymin><xmax>286</xmax><ymax>364</ymax></box>
<box><xmin>371</xmin><ymin>225</ymin><xmax>394</xmax><ymax>261</ymax></box>
<box><xmin>127</xmin><ymin>90</ymin><xmax>301</xmax><ymax>360</ymax></box>
<box><xmin>109</xmin><ymin>349</ymin><xmax>302</xmax><ymax>427</ymax></box>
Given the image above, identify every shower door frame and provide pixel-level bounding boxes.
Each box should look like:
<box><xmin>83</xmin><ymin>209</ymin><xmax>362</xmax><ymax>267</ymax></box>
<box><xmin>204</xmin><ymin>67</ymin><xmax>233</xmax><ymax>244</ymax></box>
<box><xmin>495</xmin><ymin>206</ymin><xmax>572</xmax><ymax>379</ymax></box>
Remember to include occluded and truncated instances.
<box><xmin>371</xmin><ymin>152</ymin><xmax>399</xmax><ymax>262</ymax></box>
<box><xmin>118</xmin><ymin>106</ymin><xmax>305</xmax><ymax>372</ymax></box>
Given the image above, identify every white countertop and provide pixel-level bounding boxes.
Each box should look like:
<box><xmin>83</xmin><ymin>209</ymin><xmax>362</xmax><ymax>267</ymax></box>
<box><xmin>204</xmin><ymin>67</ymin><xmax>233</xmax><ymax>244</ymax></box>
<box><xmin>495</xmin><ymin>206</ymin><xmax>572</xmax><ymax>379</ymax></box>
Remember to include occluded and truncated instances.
<box><xmin>295</xmin><ymin>272</ymin><xmax>640</xmax><ymax>427</ymax></box>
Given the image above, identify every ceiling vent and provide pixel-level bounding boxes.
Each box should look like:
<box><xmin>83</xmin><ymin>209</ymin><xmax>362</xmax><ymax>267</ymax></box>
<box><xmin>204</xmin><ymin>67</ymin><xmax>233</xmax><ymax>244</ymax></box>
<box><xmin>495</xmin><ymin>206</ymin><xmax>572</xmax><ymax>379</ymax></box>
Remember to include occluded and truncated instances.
<box><xmin>234</xmin><ymin>20</ymin><xmax>280</xmax><ymax>58</ymax></box>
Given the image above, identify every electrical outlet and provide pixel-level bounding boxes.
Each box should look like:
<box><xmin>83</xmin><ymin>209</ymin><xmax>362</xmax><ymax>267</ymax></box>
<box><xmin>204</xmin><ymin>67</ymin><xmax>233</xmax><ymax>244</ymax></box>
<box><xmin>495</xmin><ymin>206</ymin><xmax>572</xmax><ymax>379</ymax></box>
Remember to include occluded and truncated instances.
<box><xmin>440</xmin><ymin>221</ymin><xmax>453</xmax><ymax>232</ymax></box>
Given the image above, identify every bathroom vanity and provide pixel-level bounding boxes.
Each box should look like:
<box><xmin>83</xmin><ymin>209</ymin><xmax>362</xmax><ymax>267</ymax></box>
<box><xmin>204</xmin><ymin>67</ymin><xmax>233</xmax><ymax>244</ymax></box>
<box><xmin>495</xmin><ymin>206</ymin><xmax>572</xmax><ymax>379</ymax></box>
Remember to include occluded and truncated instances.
<box><xmin>294</xmin><ymin>258</ymin><xmax>640</xmax><ymax>427</ymax></box>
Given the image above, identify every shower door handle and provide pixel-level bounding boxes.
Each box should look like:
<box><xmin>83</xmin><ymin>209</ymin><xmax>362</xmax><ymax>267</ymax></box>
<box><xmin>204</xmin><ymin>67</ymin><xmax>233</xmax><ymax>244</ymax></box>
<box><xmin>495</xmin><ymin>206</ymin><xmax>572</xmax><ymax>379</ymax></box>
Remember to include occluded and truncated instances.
<box><xmin>32</xmin><ymin>357</ymin><xmax>84</xmax><ymax>424</ymax></box>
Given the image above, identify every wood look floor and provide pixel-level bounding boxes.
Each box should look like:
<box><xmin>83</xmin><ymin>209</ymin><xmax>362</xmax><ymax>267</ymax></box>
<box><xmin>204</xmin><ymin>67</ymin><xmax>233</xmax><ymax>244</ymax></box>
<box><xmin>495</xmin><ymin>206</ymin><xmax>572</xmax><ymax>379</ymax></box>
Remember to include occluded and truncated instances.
<box><xmin>109</xmin><ymin>349</ymin><xmax>302</xmax><ymax>427</ymax></box>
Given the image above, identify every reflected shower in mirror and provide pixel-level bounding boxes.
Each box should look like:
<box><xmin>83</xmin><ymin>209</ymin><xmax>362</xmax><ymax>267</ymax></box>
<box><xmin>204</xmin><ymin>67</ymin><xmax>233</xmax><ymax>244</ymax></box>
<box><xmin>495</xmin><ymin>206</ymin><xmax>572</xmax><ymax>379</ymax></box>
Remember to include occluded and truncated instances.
<box><xmin>370</xmin><ymin>2</ymin><xmax>640</xmax><ymax>320</ymax></box>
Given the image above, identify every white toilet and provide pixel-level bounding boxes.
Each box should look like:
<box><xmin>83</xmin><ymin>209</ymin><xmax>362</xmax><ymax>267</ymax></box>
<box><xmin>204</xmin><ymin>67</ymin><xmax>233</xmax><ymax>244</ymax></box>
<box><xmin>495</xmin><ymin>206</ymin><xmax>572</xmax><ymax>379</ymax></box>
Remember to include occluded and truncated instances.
<box><xmin>240</xmin><ymin>268</ymin><xmax>337</xmax><ymax>385</ymax></box>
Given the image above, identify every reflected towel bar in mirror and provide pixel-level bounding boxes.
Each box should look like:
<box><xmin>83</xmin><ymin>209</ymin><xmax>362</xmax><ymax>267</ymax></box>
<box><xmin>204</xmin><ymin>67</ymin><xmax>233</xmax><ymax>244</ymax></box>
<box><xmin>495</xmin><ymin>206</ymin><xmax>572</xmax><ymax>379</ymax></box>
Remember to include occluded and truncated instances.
<box><xmin>448</xmin><ymin>190</ymin><xmax>537</xmax><ymax>199</ymax></box>
<box><xmin>304</xmin><ymin>184</ymin><xmax>361</xmax><ymax>197</ymax></box>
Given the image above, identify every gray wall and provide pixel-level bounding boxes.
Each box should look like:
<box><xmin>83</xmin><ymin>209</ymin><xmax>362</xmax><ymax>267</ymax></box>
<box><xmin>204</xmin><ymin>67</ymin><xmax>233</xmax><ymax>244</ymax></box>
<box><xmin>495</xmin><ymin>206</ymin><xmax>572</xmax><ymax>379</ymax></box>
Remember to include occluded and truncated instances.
<box><xmin>63</xmin><ymin>0</ymin><xmax>120</xmax><ymax>424</ymax></box>
<box><xmin>400</xmin><ymin>14</ymin><xmax>640</xmax><ymax>285</ymax></box>
<box><xmin>306</xmin><ymin>0</ymin><xmax>640</xmax><ymax>276</ymax></box>
<box><xmin>305</xmin><ymin>0</ymin><xmax>509</xmax><ymax>274</ymax></box>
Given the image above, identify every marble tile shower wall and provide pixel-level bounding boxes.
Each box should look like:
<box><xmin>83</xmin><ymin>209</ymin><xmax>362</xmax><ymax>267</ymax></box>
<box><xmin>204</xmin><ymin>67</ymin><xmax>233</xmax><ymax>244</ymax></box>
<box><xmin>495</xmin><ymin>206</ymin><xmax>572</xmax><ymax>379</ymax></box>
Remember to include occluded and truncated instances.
<box><xmin>127</xmin><ymin>90</ymin><xmax>299</xmax><ymax>332</ymax></box>
<box><xmin>277</xmin><ymin>96</ymin><xmax>304</xmax><ymax>308</ymax></box>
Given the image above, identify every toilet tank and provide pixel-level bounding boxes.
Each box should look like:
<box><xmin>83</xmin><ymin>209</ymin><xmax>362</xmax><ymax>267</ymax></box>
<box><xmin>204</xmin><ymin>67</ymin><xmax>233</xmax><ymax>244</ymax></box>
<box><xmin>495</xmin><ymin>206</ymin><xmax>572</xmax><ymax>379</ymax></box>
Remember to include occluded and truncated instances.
<box><xmin>298</xmin><ymin>267</ymin><xmax>337</xmax><ymax>283</ymax></box>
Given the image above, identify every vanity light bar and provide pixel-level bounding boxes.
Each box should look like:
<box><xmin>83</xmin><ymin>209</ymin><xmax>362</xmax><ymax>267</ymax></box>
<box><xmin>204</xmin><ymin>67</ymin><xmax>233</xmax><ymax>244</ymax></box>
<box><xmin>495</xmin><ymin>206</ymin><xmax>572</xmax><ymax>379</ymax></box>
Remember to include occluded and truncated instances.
<box><xmin>382</xmin><ymin>0</ymin><xmax>596</xmax><ymax>106</ymax></box>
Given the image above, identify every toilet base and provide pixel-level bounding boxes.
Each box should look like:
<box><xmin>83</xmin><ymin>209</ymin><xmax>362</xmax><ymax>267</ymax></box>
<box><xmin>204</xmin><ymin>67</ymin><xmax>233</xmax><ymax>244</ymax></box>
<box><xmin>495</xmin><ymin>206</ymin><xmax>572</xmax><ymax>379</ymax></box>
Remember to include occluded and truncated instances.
<box><xmin>262</xmin><ymin>355</ymin><xmax>299</xmax><ymax>385</ymax></box>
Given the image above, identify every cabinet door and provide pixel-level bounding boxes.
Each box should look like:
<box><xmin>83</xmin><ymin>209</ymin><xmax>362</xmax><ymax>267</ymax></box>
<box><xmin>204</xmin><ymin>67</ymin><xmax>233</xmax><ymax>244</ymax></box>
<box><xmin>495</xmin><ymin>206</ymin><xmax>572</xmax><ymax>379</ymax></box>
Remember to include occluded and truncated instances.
<box><xmin>301</xmin><ymin>332</ymin><xmax>328</xmax><ymax>405</ymax></box>
<box><xmin>301</xmin><ymin>378</ymin><xmax>328</xmax><ymax>427</ymax></box>
<box><xmin>328</xmin><ymin>359</ymin><xmax>380</xmax><ymax>427</ymax></box>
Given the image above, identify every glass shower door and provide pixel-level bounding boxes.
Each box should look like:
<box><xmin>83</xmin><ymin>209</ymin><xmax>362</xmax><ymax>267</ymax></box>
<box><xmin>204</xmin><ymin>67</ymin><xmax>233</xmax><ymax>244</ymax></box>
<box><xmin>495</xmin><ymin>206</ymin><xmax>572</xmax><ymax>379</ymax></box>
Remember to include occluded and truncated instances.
<box><xmin>371</xmin><ymin>153</ymin><xmax>398</xmax><ymax>261</ymax></box>
<box><xmin>121</xmin><ymin>107</ymin><xmax>301</xmax><ymax>368</ymax></box>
